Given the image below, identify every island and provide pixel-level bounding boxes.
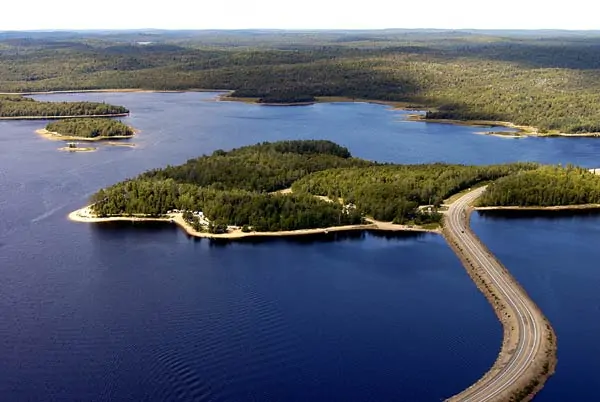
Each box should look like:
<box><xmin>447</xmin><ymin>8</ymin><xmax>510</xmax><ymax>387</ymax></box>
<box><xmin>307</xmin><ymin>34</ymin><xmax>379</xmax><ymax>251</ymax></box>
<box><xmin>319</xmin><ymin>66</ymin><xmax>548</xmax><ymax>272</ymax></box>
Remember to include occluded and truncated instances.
<box><xmin>39</xmin><ymin>118</ymin><xmax>135</xmax><ymax>141</ymax></box>
<box><xmin>0</xmin><ymin>95</ymin><xmax>129</xmax><ymax>119</ymax></box>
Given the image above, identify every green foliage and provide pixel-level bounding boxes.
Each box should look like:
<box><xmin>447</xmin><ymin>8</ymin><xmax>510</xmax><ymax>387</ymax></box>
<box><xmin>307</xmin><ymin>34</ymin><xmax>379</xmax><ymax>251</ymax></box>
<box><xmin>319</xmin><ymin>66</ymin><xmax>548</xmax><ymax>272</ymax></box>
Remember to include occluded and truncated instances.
<box><xmin>46</xmin><ymin>118</ymin><xmax>133</xmax><ymax>138</ymax></box>
<box><xmin>90</xmin><ymin>179</ymin><xmax>363</xmax><ymax>232</ymax></box>
<box><xmin>292</xmin><ymin>163</ymin><xmax>538</xmax><ymax>223</ymax></box>
<box><xmin>88</xmin><ymin>140</ymin><xmax>541</xmax><ymax>232</ymax></box>
<box><xmin>257</xmin><ymin>93</ymin><xmax>315</xmax><ymax>104</ymax></box>
<box><xmin>5</xmin><ymin>32</ymin><xmax>600</xmax><ymax>131</ymax></box>
<box><xmin>142</xmin><ymin>140</ymin><xmax>370</xmax><ymax>193</ymax></box>
<box><xmin>90</xmin><ymin>140</ymin><xmax>367</xmax><ymax>231</ymax></box>
<box><xmin>478</xmin><ymin>166</ymin><xmax>600</xmax><ymax>206</ymax></box>
<box><xmin>0</xmin><ymin>95</ymin><xmax>128</xmax><ymax>118</ymax></box>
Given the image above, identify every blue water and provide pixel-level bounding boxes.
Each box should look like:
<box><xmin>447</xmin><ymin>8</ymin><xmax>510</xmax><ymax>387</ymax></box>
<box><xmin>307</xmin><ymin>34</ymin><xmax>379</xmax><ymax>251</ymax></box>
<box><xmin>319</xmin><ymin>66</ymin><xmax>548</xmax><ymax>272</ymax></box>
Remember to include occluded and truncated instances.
<box><xmin>472</xmin><ymin>211</ymin><xmax>600</xmax><ymax>401</ymax></box>
<box><xmin>0</xmin><ymin>91</ymin><xmax>599</xmax><ymax>400</ymax></box>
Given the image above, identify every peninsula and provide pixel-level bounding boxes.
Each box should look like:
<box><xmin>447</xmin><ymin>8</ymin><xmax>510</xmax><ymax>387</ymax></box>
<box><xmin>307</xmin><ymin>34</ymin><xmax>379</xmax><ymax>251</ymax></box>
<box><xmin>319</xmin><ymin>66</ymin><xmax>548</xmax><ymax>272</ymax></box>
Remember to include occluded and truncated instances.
<box><xmin>0</xmin><ymin>95</ymin><xmax>129</xmax><ymax>119</ymax></box>
<box><xmin>39</xmin><ymin>118</ymin><xmax>135</xmax><ymax>141</ymax></box>
<box><xmin>69</xmin><ymin>140</ymin><xmax>600</xmax><ymax>401</ymax></box>
<box><xmin>71</xmin><ymin>141</ymin><xmax>600</xmax><ymax>237</ymax></box>
<box><xmin>71</xmin><ymin>140</ymin><xmax>540</xmax><ymax>237</ymax></box>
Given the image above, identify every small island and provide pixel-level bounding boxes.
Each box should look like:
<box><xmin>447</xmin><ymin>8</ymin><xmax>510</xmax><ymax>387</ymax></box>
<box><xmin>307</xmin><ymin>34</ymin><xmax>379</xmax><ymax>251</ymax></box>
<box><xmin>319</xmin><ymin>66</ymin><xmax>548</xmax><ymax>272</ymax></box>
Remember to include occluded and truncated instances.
<box><xmin>38</xmin><ymin>118</ymin><xmax>135</xmax><ymax>141</ymax></box>
<box><xmin>58</xmin><ymin>142</ymin><xmax>97</xmax><ymax>153</ymax></box>
<box><xmin>69</xmin><ymin>139</ymin><xmax>600</xmax><ymax>239</ymax></box>
<box><xmin>0</xmin><ymin>95</ymin><xmax>129</xmax><ymax>119</ymax></box>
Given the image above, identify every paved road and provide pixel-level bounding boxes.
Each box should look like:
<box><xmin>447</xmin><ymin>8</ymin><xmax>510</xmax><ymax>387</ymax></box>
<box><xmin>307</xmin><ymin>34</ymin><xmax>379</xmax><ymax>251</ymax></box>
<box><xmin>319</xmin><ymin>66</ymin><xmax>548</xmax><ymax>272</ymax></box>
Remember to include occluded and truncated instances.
<box><xmin>444</xmin><ymin>187</ymin><xmax>552</xmax><ymax>402</ymax></box>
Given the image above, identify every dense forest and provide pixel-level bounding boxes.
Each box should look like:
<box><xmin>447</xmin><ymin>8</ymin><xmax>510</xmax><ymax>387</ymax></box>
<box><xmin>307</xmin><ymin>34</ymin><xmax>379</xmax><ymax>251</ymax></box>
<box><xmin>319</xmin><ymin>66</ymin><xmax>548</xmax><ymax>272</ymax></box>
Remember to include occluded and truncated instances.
<box><xmin>140</xmin><ymin>140</ymin><xmax>372</xmax><ymax>193</ymax></box>
<box><xmin>89</xmin><ymin>140</ymin><xmax>541</xmax><ymax>232</ymax></box>
<box><xmin>292</xmin><ymin>163</ymin><xmax>538</xmax><ymax>223</ymax></box>
<box><xmin>46</xmin><ymin>118</ymin><xmax>134</xmax><ymax>138</ymax></box>
<box><xmin>0</xmin><ymin>95</ymin><xmax>128</xmax><ymax>118</ymax></box>
<box><xmin>91</xmin><ymin>141</ymin><xmax>368</xmax><ymax>232</ymax></box>
<box><xmin>3</xmin><ymin>30</ymin><xmax>600</xmax><ymax>131</ymax></box>
<box><xmin>478</xmin><ymin>166</ymin><xmax>600</xmax><ymax>206</ymax></box>
<box><xmin>91</xmin><ymin>179</ymin><xmax>363</xmax><ymax>232</ymax></box>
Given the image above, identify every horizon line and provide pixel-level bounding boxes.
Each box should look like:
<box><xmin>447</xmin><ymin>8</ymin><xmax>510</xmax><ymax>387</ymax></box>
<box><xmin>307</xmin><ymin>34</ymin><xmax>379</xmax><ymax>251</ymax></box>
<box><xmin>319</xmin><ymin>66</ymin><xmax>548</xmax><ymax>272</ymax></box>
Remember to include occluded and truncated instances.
<box><xmin>2</xmin><ymin>27</ymin><xmax>600</xmax><ymax>33</ymax></box>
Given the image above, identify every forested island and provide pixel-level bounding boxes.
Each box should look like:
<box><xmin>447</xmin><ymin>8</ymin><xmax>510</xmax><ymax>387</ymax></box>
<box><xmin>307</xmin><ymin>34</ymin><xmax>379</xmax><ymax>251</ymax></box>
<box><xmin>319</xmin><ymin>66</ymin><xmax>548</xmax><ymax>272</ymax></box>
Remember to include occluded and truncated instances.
<box><xmin>69</xmin><ymin>139</ymin><xmax>600</xmax><ymax>238</ymax></box>
<box><xmin>44</xmin><ymin>118</ymin><xmax>134</xmax><ymax>139</ymax></box>
<box><xmin>4</xmin><ymin>30</ymin><xmax>600</xmax><ymax>132</ymax></box>
<box><xmin>0</xmin><ymin>95</ymin><xmax>129</xmax><ymax>119</ymax></box>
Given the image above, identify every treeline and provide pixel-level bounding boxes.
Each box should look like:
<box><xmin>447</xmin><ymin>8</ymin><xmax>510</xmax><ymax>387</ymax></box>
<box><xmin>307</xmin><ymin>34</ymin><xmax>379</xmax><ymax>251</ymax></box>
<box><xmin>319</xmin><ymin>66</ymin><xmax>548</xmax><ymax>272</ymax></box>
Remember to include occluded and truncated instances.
<box><xmin>91</xmin><ymin>179</ymin><xmax>363</xmax><ymax>232</ymax></box>
<box><xmin>88</xmin><ymin>140</ymin><xmax>545</xmax><ymax>232</ymax></box>
<box><xmin>90</xmin><ymin>140</ymin><xmax>369</xmax><ymax>231</ymax></box>
<box><xmin>478</xmin><ymin>166</ymin><xmax>600</xmax><ymax>206</ymax></box>
<box><xmin>142</xmin><ymin>140</ymin><xmax>371</xmax><ymax>193</ymax></box>
<box><xmin>46</xmin><ymin>118</ymin><xmax>133</xmax><ymax>138</ymax></box>
<box><xmin>0</xmin><ymin>96</ymin><xmax>128</xmax><ymax>118</ymax></box>
<box><xmin>292</xmin><ymin>163</ymin><xmax>538</xmax><ymax>223</ymax></box>
<box><xmin>257</xmin><ymin>93</ymin><xmax>316</xmax><ymax>104</ymax></box>
<box><xmin>7</xmin><ymin>33</ymin><xmax>600</xmax><ymax>131</ymax></box>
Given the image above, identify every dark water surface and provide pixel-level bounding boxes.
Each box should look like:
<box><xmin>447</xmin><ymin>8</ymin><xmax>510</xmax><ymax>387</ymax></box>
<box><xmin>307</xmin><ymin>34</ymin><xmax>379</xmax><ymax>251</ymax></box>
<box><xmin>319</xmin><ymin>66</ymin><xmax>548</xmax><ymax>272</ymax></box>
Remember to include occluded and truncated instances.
<box><xmin>472</xmin><ymin>211</ymin><xmax>600</xmax><ymax>401</ymax></box>
<box><xmin>0</xmin><ymin>92</ymin><xmax>599</xmax><ymax>400</ymax></box>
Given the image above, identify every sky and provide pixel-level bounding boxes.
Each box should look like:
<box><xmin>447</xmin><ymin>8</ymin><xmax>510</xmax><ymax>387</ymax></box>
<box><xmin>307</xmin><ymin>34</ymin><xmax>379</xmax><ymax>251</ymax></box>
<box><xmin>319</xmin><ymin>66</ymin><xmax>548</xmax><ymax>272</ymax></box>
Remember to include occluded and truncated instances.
<box><xmin>1</xmin><ymin>0</ymin><xmax>599</xmax><ymax>31</ymax></box>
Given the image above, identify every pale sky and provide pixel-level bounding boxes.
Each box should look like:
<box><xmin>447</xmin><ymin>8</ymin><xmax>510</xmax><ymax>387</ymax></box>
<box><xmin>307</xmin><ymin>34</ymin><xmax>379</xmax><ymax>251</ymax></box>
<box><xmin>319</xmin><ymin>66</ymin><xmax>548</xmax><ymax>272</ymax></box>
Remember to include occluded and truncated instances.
<box><xmin>2</xmin><ymin>0</ymin><xmax>599</xmax><ymax>31</ymax></box>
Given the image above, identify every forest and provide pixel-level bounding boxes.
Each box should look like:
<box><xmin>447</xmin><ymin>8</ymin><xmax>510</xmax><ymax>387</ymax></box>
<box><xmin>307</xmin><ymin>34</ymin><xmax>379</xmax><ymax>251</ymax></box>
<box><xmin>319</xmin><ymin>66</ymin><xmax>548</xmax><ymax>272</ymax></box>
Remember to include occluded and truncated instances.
<box><xmin>3</xmin><ymin>30</ymin><xmax>600</xmax><ymax>132</ymax></box>
<box><xmin>89</xmin><ymin>140</ymin><xmax>540</xmax><ymax>232</ymax></box>
<box><xmin>46</xmin><ymin>118</ymin><xmax>134</xmax><ymax>138</ymax></box>
<box><xmin>478</xmin><ymin>166</ymin><xmax>600</xmax><ymax>207</ymax></box>
<box><xmin>140</xmin><ymin>140</ymin><xmax>371</xmax><ymax>193</ymax></box>
<box><xmin>292</xmin><ymin>163</ymin><xmax>538</xmax><ymax>223</ymax></box>
<box><xmin>0</xmin><ymin>95</ymin><xmax>128</xmax><ymax>118</ymax></box>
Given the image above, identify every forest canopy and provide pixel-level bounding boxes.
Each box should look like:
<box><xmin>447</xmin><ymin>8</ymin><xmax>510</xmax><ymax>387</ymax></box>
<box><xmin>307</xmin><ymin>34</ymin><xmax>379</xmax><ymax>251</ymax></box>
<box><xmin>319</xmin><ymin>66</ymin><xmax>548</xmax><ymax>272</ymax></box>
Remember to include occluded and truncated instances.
<box><xmin>46</xmin><ymin>118</ymin><xmax>134</xmax><ymax>138</ymax></box>
<box><xmin>89</xmin><ymin>140</ymin><xmax>544</xmax><ymax>232</ymax></box>
<box><xmin>477</xmin><ymin>166</ymin><xmax>600</xmax><ymax>207</ymax></box>
<box><xmin>292</xmin><ymin>163</ymin><xmax>538</xmax><ymax>223</ymax></box>
<box><xmin>0</xmin><ymin>95</ymin><xmax>129</xmax><ymax>118</ymax></box>
<box><xmin>3</xmin><ymin>31</ymin><xmax>600</xmax><ymax>132</ymax></box>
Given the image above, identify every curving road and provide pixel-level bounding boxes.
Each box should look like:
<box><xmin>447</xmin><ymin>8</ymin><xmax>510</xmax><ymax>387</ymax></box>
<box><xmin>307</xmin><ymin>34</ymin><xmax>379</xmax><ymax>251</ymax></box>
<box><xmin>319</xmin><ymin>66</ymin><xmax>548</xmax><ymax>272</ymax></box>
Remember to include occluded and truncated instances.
<box><xmin>444</xmin><ymin>187</ymin><xmax>556</xmax><ymax>402</ymax></box>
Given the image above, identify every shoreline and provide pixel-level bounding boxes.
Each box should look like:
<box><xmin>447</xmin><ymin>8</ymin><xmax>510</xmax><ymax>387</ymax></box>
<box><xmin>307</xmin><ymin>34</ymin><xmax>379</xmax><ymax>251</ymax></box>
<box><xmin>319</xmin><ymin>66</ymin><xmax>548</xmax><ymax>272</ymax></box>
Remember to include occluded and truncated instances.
<box><xmin>0</xmin><ymin>113</ymin><xmax>130</xmax><ymax>121</ymax></box>
<box><xmin>406</xmin><ymin>114</ymin><xmax>600</xmax><ymax>137</ymax></box>
<box><xmin>58</xmin><ymin>146</ymin><xmax>97</xmax><ymax>153</ymax></box>
<box><xmin>36</xmin><ymin>128</ymin><xmax>136</xmax><ymax>142</ymax></box>
<box><xmin>3</xmin><ymin>88</ymin><xmax>599</xmax><ymax>136</ymax></box>
<box><xmin>218</xmin><ymin>94</ymin><xmax>422</xmax><ymax>110</ymax></box>
<box><xmin>68</xmin><ymin>205</ymin><xmax>439</xmax><ymax>240</ymax></box>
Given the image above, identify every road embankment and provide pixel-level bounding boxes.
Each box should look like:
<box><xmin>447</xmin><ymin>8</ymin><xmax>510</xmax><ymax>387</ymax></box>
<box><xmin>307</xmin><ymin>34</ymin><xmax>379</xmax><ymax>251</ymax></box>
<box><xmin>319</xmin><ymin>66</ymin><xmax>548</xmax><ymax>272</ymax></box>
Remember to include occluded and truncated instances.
<box><xmin>443</xmin><ymin>187</ymin><xmax>556</xmax><ymax>402</ymax></box>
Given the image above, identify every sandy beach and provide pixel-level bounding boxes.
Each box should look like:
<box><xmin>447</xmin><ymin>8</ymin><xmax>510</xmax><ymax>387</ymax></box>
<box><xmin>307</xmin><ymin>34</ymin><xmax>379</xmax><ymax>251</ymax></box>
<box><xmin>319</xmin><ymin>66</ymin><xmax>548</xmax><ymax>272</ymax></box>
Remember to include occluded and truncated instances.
<box><xmin>407</xmin><ymin>114</ymin><xmax>600</xmax><ymax>138</ymax></box>
<box><xmin>36</xmin><ymin>128</ymin><xmax>135</xmax><ymax>142</ymax></box>
<box><xmin>68</xmin><ymin>205</ymin><xmax>439</xmax><ymax>240</ymax></box>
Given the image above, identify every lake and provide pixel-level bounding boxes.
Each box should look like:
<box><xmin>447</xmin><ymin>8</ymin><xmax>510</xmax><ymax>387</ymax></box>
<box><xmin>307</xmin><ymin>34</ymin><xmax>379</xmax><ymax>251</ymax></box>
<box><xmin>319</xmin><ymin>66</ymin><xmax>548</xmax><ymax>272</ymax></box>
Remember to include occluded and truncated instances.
<box><xmin>0</xmin><ymin>91</ymin><xmax>599</xmax><ymax>400</ymax></box>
